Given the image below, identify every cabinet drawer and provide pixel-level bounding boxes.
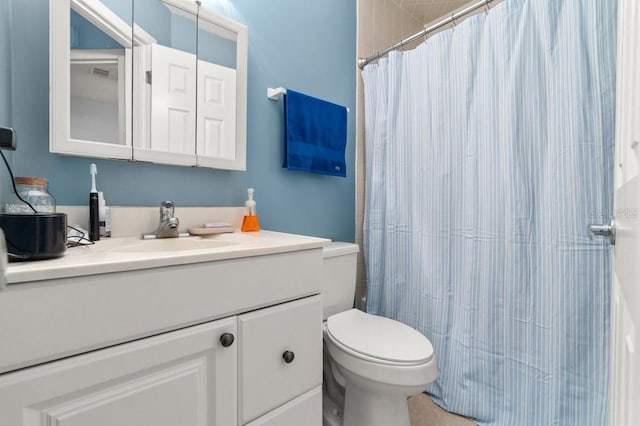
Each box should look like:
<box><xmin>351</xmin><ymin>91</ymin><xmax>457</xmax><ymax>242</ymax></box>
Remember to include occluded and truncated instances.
<box><xmin>245</xmin><ymin>387</ymin><xmax>321</xmax><ymax>426</ymax></box>
<box><xmin>238</xmin><ymin>295</ymin><xmax>322</xmax><ymax>424</ymax></box>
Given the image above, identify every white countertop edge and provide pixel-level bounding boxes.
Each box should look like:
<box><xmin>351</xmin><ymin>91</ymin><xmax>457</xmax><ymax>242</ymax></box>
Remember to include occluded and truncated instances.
<box><xmin>6</xmin><ymin>230</ymin><xmax>331</xmax><ymax>285</ymax></box>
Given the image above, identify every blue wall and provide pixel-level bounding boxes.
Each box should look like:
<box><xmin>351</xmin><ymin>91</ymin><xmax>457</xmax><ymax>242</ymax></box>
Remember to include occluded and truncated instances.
<box><xmin>7</xmin><ymin>0</ymin><xmax>356</xmax><ymax>242</ymax></box>
<box><xmin>0</xmin><ymin>2</ymin><xmax>13</xmax><ymax>126</ymax></box>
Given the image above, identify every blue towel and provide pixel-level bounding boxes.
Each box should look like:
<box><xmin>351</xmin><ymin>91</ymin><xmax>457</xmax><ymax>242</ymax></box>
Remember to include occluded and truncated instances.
<box><xmin>283</xmin><ymin>89</ymin><xmax>347</xmax><ymax>177</ymax></box>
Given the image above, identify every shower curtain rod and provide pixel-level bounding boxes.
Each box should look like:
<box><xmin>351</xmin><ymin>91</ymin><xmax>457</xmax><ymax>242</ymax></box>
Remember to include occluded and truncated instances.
<box><xmin>358</xmin><ymin>0</ymin><xmax>495</xmax><ymax>69</ymax></box>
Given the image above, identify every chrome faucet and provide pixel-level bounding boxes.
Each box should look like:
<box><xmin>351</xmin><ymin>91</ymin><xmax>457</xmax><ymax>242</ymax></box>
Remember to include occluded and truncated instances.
<box><xmin>142</xmin><ymin>201</ymin><xmax>180</xmax><ymax>239</ymax></box>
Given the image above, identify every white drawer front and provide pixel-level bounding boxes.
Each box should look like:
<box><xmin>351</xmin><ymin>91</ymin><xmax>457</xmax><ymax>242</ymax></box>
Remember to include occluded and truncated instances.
<box><xmin>238</xmin><ymin>295</ymin><xmax>322</xmax><ymax>424</ymax></box>
<box><xmin>245</xmin><ymin>387</ymin><xmax>322</xmax><ymax>426</ymax></box>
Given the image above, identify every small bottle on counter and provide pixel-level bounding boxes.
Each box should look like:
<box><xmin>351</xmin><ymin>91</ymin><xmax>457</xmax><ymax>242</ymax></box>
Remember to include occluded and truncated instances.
<box><xmin>98</xmin><ymin>191</ymin><xmax>111</xmax><ymax>237</ymax></box>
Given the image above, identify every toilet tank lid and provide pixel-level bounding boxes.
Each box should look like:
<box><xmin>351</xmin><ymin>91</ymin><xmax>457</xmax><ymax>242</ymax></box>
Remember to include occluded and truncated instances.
<box><xmin>323</xmin><ymin>242</ymin><xmax>359</xmax><ymax>258</ymax></box>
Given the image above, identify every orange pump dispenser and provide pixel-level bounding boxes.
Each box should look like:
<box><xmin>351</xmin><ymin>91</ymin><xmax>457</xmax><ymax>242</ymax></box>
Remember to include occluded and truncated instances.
<box><xmin>241</xmin><ymin>188</ymin><xmax>260</xmax><ymax>232</ymax></box>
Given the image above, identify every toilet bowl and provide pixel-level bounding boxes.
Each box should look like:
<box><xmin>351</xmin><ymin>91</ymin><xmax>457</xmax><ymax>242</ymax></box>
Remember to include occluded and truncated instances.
<box><xmin>322</xmin><ymin>243</ymin><xmax>437</xmax><ymax>426</ymax></box>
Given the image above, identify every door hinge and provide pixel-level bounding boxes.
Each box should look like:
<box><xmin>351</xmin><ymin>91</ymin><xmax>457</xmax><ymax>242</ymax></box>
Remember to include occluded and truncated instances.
<box><xmin>145</xmin><ymin>71</ymin><xmax>152</xmax><ymax>84</ymax></box>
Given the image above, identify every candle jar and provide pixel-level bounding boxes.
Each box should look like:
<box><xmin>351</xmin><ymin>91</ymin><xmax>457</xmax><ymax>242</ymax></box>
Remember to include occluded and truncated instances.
<box><xmin>5</xmin><ymin>177</ymin><xmax>56</xmax><ymax>213</ymax></box>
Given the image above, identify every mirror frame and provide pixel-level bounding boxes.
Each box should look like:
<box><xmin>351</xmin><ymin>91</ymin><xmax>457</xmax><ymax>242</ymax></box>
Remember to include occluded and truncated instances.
<box><xmin>50</xmin><ymin>0</ymin><xmax>248</xmax><ymax>170</ymax></box>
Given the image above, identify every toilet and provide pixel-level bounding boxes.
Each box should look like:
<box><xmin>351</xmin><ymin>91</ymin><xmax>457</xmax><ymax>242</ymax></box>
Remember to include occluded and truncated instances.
<box><xmin>322</xmin><ymin>242</ymin><xmax>438</xmax><ymax>426</ymax></box>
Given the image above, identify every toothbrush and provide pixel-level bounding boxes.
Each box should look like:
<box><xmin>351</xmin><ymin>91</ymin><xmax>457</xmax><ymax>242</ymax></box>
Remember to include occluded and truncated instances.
<box><xmin>89</xmin><ymin>164</ymin><xmax>100</xmax><ymax>241</ymax></box>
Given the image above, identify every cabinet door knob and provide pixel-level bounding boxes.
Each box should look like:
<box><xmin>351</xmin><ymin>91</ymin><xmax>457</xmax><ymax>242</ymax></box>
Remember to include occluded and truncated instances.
<box><xmin>282</xmin><ymin>350</ymin><xmax>295</xmax><ymax>364</ymax></box>
<box><xmin>220</xmin><ymin>333</ymin><xmax>235</xmax><ymax>347</ymax></box>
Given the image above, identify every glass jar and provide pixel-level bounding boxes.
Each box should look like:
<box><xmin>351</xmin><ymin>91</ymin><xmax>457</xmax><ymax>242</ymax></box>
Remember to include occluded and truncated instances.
<box><xmin>5</xmin><ymin>177</ymin><xmax>56</xmax><ymax>213</ymax></box>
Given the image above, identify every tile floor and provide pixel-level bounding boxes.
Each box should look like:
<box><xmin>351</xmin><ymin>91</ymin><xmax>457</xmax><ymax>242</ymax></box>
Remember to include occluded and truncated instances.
<box><xmin>408</xmin><ymin>393</ymin><xmax>476</xmax><ymax>426</ymax></box>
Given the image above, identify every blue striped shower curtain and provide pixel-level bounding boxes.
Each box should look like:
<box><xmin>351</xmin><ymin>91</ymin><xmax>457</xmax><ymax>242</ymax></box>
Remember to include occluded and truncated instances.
<box><xmin>361</xmin><ymin>0</ymin><xmax>616</xmax><ymax>424</ymax></box>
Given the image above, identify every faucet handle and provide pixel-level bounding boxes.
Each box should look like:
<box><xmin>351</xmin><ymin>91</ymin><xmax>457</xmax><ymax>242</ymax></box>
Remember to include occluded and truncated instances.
<box><xmin>160</xmin><ymin>201</ymin><xmax>175</xmax><ymax>220</ymax></box>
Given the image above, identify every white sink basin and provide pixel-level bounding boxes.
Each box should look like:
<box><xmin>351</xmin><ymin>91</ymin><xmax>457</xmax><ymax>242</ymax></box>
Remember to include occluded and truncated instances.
<box><xmin>116</xmin><ymin>237</ymin><xmax>239</xmax><ymax>253</ymax></box>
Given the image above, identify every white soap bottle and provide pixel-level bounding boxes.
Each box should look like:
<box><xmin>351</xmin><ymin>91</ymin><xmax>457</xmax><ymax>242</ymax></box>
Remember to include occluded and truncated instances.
<box><xmin>98</xmin><ymin>192</ymin><xmax>111</xmax><ymax>237</ymax></box>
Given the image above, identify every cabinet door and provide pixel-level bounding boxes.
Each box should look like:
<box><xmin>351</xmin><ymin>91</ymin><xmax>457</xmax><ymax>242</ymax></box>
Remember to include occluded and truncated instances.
<box><xmin>50</xmin><ymin>0</ymin><xmax>134</xmax><ymax>160</ymax></box>
<box><xmin>0</xmin><ymin>317</ymin><xmax>237</xmax><ymax>426</ymax></box>
<box><xmin>238</xmin><ymin>295</ymin><xmax>322</xmax><ymax>424</ymax></box>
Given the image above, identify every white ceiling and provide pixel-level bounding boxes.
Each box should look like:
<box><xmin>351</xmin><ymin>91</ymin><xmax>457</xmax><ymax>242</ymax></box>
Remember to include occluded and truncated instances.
<box><xmin>393</xmin><ymin>0</ymin><xmax>475</xmax><ymax>25</ymax></box>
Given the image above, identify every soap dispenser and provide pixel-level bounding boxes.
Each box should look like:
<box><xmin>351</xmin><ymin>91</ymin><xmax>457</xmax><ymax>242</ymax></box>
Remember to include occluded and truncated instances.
<box><xmin>241</xmin><ymin>188</ymin><xmax>260</xmax><ymax>232</ymax></box>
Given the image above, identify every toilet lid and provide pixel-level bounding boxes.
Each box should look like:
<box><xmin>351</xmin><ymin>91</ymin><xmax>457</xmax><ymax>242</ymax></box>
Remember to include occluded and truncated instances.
<box><xmin>326</xmin><ymin>309</ymin><xmax>434</xmax><ymax>365</ymax></box>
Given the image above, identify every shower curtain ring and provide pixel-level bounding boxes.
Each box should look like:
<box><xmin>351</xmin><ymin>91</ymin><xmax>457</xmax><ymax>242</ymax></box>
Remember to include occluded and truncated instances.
<box><xmin>484</xmin><ymin>0</ymin><xmax>491</xmax><ymax>14</ymax></box>
<box><xmin>450</xmin><ymin>13</ymin><xmax>457</xmax><ymax>30</ymax></box>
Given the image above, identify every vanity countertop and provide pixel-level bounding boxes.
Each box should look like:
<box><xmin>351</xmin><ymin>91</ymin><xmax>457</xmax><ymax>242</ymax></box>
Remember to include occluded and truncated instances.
<box><xmin>7</xmin><ymin>230</ymin><xmax>329</xmax><ymax>284</ymax></box>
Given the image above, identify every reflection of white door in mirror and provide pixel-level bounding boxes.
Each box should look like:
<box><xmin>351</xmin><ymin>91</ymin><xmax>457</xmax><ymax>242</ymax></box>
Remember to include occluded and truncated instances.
<box><xmin>134</xmin><ymin>44</ymin><xmax>198</xmax><ymax>166</ymax></box>
<box><xmin>196</xmin><ymin>7</ymin><xmax>247</xmax><ymax>171</ymax></box>
<box><xmin>197</xmin><ymin>60</ymin><xmax>237</xmax><ymax>167</ymax></box>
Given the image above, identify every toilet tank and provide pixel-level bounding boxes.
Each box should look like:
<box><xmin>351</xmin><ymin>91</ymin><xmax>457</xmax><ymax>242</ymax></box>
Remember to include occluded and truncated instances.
<box><xmin>322</xmin><ymin>242</ymin><xmax>359</xmax><ymax>320</ymax></box>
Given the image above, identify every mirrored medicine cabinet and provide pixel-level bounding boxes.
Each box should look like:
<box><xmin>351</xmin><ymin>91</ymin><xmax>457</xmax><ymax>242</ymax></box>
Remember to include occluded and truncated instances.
<box><xmin>50</xmin><ymin>0</ymin><xmax>248</xmax><ymax>170</ymax></box>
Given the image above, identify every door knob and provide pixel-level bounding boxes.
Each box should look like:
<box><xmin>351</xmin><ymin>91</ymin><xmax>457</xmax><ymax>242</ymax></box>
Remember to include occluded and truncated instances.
<box><xmin>588</xmin><ymin>221</ymin><xmax>616</xmax><ymax>245</ymax></box>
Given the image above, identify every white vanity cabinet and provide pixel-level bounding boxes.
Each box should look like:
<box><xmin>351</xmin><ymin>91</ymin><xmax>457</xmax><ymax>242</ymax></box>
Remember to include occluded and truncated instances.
<box><xmin>0</xmin><ymin>296</ymin><xmax>322</xmax><ymax>426</ymax></box>
<box><xmin>0</xmin><ymin>239</ymin><xmax>326</xmax><ymax>426</ymax></box>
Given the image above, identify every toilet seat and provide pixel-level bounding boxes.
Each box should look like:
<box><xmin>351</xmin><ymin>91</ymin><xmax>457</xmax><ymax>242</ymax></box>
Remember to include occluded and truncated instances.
<box><xmin>325</xmin><ymin>309</ymin><xmax>433</xmax><ymax>366</ymax></box>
